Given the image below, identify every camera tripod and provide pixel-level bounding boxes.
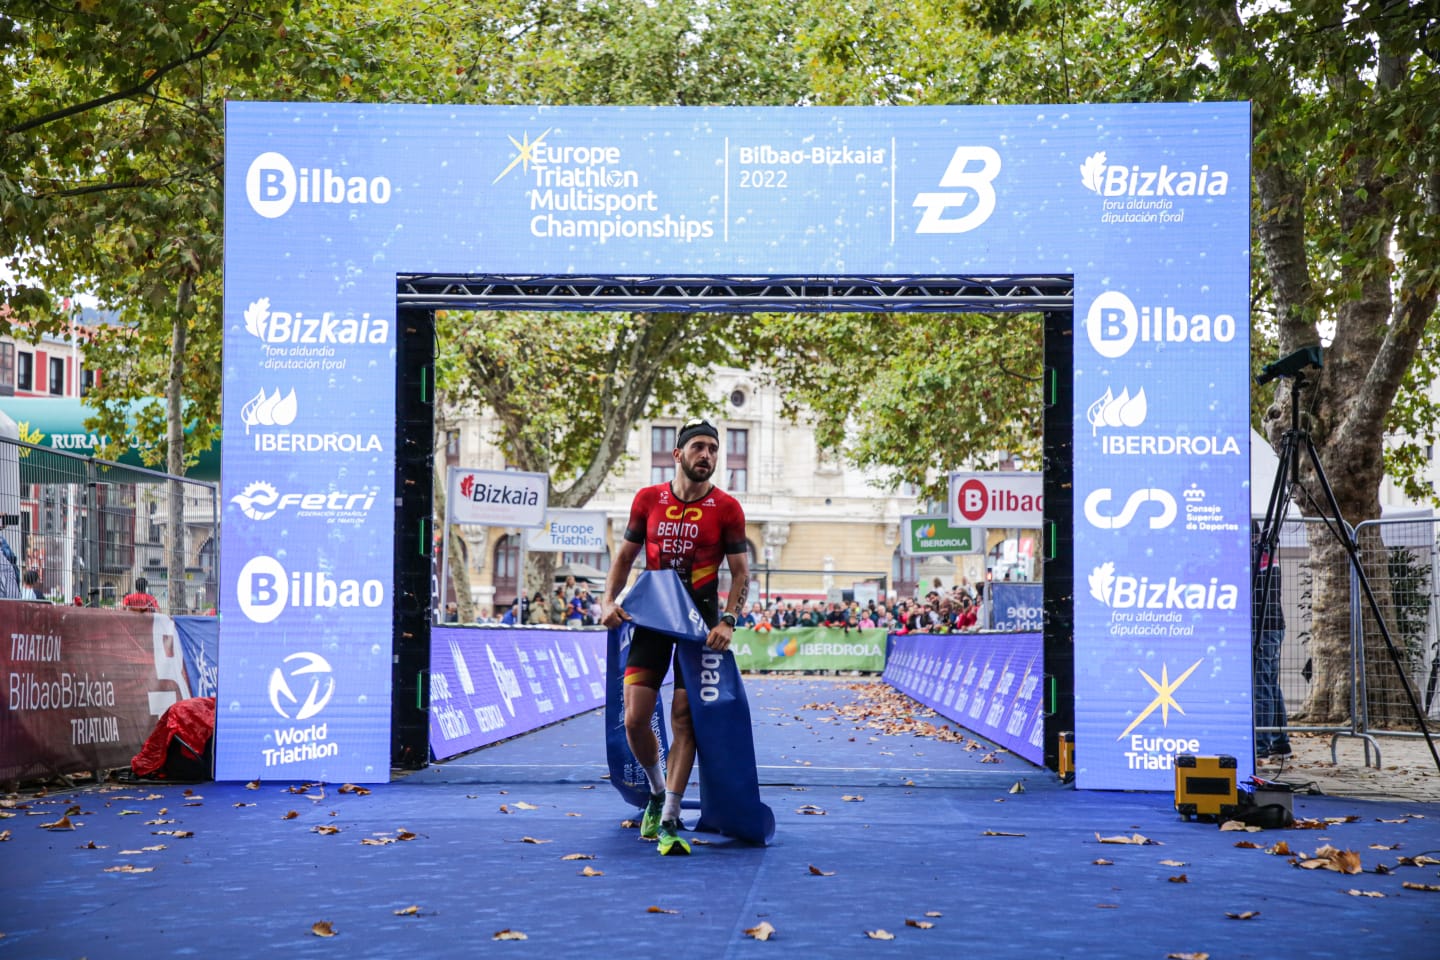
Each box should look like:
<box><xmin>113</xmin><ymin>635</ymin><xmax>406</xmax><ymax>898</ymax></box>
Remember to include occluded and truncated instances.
<box><xmin>1254</xmin><ymin>350</ymin><xmax>1440</xmax><ymax>776</ymax></box>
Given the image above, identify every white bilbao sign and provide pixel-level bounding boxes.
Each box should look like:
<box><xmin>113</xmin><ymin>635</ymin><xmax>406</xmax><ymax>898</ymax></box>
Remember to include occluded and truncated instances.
<box><xmin>526</xmin><ymin>510</ymin><xmax>607</xmax><ymax>553</ymax></box>
<box><xmin>949</xmin><ymin>472</ymin><xmax>1043</xmax><ymax>528</ymax></box>
<box><xmin>448</xmin><ymin>468</ymin><xmax>549</xmax><ymax>528</ymax></box>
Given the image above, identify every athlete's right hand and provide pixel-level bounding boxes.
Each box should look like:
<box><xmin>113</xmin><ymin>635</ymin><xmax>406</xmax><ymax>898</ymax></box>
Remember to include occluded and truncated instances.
<box><xmin>599</xmin><ymin>599</ymin><xmax>631</xmax><ymax>629</ymax></box>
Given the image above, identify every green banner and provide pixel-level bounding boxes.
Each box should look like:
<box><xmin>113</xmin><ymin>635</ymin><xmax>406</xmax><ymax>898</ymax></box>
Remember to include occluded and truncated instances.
<box><xmin>902</xmin><ymin>515</ymin><xmax>977</xmax><ymax>556</ymax></box>
<box><xmin>731</xmin><ymin>626</ymin><xmax>887</xmax><ymax>672</ymax></box>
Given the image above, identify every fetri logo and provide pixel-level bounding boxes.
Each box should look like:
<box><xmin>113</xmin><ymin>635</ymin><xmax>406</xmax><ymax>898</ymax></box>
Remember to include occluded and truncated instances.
<box><xmin>1085</xmin><ymin>290</ymin><xmax>1237</xmax><ymax>359</ymax></box>
<box><xmin>230</xmin><ymin>480</ymin><xmax>378</xmax><ymax>522</ymax></box>
<box><xmin>1080</xmin><ymin>151</ymin><xmax>1229</xmax><ymax>197</ymax></box>
<box><xmin>245</xmin><ymin>151</ymin><xmax>392</xmax><ymax>219</ymax></box>
<box><xmin>913</xmin><ymin>146</ymin><xmax>1002</xmax><ymax>234</ymax></box>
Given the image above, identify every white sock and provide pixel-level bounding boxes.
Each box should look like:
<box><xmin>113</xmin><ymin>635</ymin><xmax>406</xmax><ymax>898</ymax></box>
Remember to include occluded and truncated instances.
<box><xmin>662</xmin><ymin>790</ymin><xmax>683</xmax><ymax>823</ymax></box>
<box><xmin>644</xmin><ymin>762</ymin><xmax>665</xmax><ymax>797</ymax></box>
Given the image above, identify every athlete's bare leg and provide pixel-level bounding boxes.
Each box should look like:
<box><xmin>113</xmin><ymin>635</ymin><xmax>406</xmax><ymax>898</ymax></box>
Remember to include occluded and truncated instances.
<box><xmin>666</xmin><ymin>687</ymin><xmax>695</xmax><ymax>796</ymax></box>
<box><xmin>624</xmin><ymin>682</ymin><xmax>661</xmax><ymax>766</ymax></box>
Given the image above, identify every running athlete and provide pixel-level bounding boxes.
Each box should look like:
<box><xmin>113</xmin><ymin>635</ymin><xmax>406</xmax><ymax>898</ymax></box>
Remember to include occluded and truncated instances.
<box><xmin>600</xmin><ymin>418</ymin><xmax>750</xmax><ymax>856</ymax></box>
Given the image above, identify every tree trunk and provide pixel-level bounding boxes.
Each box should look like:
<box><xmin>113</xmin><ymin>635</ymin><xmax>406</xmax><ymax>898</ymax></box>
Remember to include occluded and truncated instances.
<box><xmin>165</xmin><ymin>279</ymin><xmax>191</xmax><ymax>615</ymax></box>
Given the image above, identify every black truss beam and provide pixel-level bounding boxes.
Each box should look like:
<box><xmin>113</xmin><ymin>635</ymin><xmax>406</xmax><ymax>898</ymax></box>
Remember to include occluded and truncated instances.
<box><xmin>396</xmin><ymin>274</ymin><xmax>1073</xmax><ymax>313</ymax></box>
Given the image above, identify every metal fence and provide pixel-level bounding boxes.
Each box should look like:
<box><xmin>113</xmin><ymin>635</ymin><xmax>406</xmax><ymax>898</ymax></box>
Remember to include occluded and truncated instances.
<box><xmin>0</xmin><ymin>436</ymin><xmax>218</xmax><ymax>614</ymax></box>
<box><xmin>1354</xmin><ymin>517</ymin><xmax>1440</xmax><ymax>736</ymax></box>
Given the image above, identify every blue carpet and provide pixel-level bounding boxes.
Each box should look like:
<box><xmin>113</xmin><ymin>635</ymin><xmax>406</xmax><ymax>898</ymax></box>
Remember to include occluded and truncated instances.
<box><xmin>2</xmin><ymin>676</ymin><xmax>1436</xmax><ymax>959</ymax></box>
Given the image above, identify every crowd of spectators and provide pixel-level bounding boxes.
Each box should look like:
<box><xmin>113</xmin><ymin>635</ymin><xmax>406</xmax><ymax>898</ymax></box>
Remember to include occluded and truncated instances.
<box><xmin>448</xmin><ymin>577</ymin><xmax>988</xmax><ymax>634</ymax></box>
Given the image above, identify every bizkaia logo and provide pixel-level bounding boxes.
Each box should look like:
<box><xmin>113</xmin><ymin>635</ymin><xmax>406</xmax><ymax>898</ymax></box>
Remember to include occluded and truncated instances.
<box><xmin>1083</xmin><ymin>487</ymin><xmax>1177</xmax><ymax>530</ymax></box>
<box><xmin>1088</xmin><ymin>561</ymin><xmax>1238</xmax><ymax>611</ymax></box>
<box><xmin>1085</xmin><ymin>290</ymin><xmax>1237</xmax><ymax>359</ymax></box>
<box><xmin>1080</xmin><ymin>152</ymin><xmax>1230</xmax><ymax>198</ymax></box>
<box><xmin>458</xmin><ymin>473</ymin><xmax>540</xmax><ymax>508</ymax></box>
<box><xmin>245</xmin><ymin>151</ymin><xmax>392</xmax><ymax>219</ymax></box>
<box><xmin>236</xmin><ymin>555</ymin><xmax>385</xmax><ymax>624</ymax></box>
<box><xmin>230</xmin><ymin>481</ymin><xmax>378</xmax><ymax>525</ymax></box>
<box><xmin>243</xmin><ymin>298</ymin><xmax>391</xmax><ymax>346</ymax></box>
<box><xmin>913</xmin><ymin>146</ymin><xmax>1001</xmax><ymax>234</ymax></box>
<box><xmin>240</xmin><ymin>388</ymin><xmax>383</xmax><ymax>455</ymax></box>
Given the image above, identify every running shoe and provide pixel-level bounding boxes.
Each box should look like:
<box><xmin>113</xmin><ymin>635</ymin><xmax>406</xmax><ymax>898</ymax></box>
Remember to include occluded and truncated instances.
<box><xmin>657</xmin><ymin>819</ymin><xmax>691</xmax><ymax>856</ymax></box>
<box><xmin>640</xmin><ymin>792</ymin><xmax>664</xmax><ymax>840</ymax></box>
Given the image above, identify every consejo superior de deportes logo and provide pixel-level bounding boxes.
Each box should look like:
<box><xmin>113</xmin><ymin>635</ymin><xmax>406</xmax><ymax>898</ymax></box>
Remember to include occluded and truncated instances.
<box><xmin>245</xmin><ymin>151</ymin><xmax>393</xmax><ymax>219</ymax></box>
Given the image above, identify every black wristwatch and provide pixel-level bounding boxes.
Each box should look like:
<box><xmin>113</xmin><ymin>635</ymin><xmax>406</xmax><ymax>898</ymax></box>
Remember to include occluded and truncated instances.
<box><xmin>720</xmin><ymin>612</ymin><xmax>737</xmax><ymax>628</ymax></box>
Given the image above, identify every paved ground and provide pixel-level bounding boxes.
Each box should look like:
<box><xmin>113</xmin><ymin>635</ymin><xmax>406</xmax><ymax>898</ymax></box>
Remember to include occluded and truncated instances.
<box><xmin>1259</xmin><ymin>730</ymin><xmax>1440</xmax><ymax>803</ymax></box>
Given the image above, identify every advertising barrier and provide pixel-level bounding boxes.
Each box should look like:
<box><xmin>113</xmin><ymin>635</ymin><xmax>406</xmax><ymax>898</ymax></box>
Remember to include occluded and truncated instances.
<box><xmin>990</xmin><ymin>583</ymin><xmax>1044</xmax><ymax>632</ymax></box>
<box><xmin>884</xmin><ymin>631</ymin><xmax>1044</xmax><ymax>766</ymax></box>
<box><xmin>731</xmin><ymin>627</ymin><xmax>887</xmax><ymax>672</ymax></box>
<box><xmin>428</xmin><ymin>626</ymin><xmax>608</xmax><ymax>761</ymax></box>
<box><xmin>1</xmin><ymin>605</ymin><xmax>202</xmax><ymax>781</ymax></box>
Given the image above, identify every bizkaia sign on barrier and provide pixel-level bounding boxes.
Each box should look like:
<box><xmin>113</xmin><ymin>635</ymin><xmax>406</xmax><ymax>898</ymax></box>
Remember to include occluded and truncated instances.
<box><xmin>948</xmin><ymin>472</ymin><xmax>1042</xmax><ymax>528</ymax></box>
<box><xmin>448</xmin><ymin>468</ymin><xmax>549</xmax><ymax>528</ymax></box>
<box><xmin>221</xmin><ymin>102</ymin><xmax>1250</xmax><ymax>787</ymax></box>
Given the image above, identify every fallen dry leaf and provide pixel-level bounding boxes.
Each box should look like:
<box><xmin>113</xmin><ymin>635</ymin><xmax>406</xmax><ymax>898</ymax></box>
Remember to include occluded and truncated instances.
<box><xmin>1396</xmin><ymin>855</ymin><xmax>1440</xmax><ymax>867</ymax></box>
<box><xmin>233</xmin><ymin>802</ymin><xmax>256</xmax><ymax>808</ymax></box>
<box><xmin>1369</xmin><ymin>843</ymin><xmax>1399</xmax><ymax>850</ymax></box>
<box><xmin>0</xmin><ymin>830</ymin><xmax>10</xmax><ymax>842</ymax></box>
<box><xmin>309</xmin><ymin>921</ymin><xmax>336</xmax><ymax>937</ymax></box>
<box><xmin>40</xmin><ymin>815</ymin><xmax>74</xmax><ymax>830</ymax></box>
<box><xmin>499</xmin><ymin>805</ymin><xmax>511</xmax><ymax>814</ymax></box>
<box><xmin>152</xmin><ymin>830</ymin><xmax>193</xmax><ymax>838</ymax></box>
<box><xmin>1220</xmin><ymin>820</ymin><xmax>1261</xmax><ymax>833</ymax></box>
<box><xmin>245</xmin><ymin>781</ymin><xmax>260</xmax><ymax>790</ymax></box>
<box><xmin>1159</xmin><ymin>860</ymin><xmax>1188</xmax><ymax>867</ymax></box>
<box><xmin>81</xmin><ymin>840</ymin><xmax>104</xmax><ymax>849</ymax></box>
<box><xmin>493</xmin><ymin>929</ymin><xmax>527</xmax><ymax>941</ymax></box>
<box><xmin>394</xmin><ymin>905</ymin><xmax>421</xmax><ymax>916</ymax></box>
<box><xmin>561</xmin><ymin>853</ymin><xmax>594</xmax><ymax>861</ymax></box>
<box><xmin>983</xmin><ymin>830</ymin><xmax>1026</xmax><ymax>837</ymax></box>
<box><xmin>795</xmin><ymin>805</ymin><xmax>826</xmax><ymax>816</ymax></box>
<box><xmin>1167</xmin><ymin>953</ymin><xmax>1209</xmax><ymax>960</ymax></box>
<box><xmin>1344</xmin><ymin>889</ymin><xmax>1385</xmax><ymax>898</ymax></box>
<box><xmin>842</xmin><ymin>795</ymin><xmax>865</xmax><ymax>802</ymax></box>
<box><xmin>1297</xmin><ymin>845</ymin><xmax>1362</xmax><ymax>875</ymax></box>
<box><xmin>520</xmin><ymin>837</ymin><xmax>551</xmax><ymax>844</ymax></box>
<box><xmin>1234</xmin><ymin>841</ymin><xmax>1262</xmax><ymax>849</ymax></box>
<box><xmin>1095</xmin><ymin>832</ymin><xmax>1155</xmax><ymax>845</ymax></box>
<box><xmin>1092</xmin><ymin>859</ymin><xmax>1114</xmax><ymax>866</ymax></box>
<box><xmin>865</xmin><ymin>929</ymin><xmax>896</xmax><ymax>940</ymax></box>
<box><xmin>1401</xmin><ymin>881</ymin><xmax>1440</xmax><ymax>892</ymax></box>
<box><xmin>808</xmin><ymin>865</ymin><xmax>835</xmax><ymax>876</ymax></box>
<box><xmin>1009</xmin><ymin>782</ymin><xmax>1025</xmax><ymax>794</ymax></box>
<box><xmin>514</xmin><ymin>801</ymin><xmax>539</xmax><ymax>811</ymax></box>
<box><xmin>1168</xmin><ymin>875</ymin><xmax>1189</xmax><ymax>884</ymax></box>
<box><xmin>924</xmin><ymin>911</ymin><xmax>942</xmax><ymax>918</ymax></box>
<box><xmin>312</xmin><ymin>825</ymin><xmax>341</xmax><ymax>836</ymax></box>
<box><xmin>104</xmin><ymin>864</ymin><xmax>155</xmax><ymax>874</ymax></box>
<box><xmin>1225</xmin><ymin>911</ymin><xmax>1261</xmax><ymax>920</ymax></box>
<box><xmin>339</xmin><ymin>784</ymin><xmax>371</xmax><ymax>796</ymax></box>
<box><xmin>580</xmin><ymin>866</ymin><xmax>603</xmax><ymax>877</ymax></box>
<box><xmin>905</xmin><ymin>919</ymin><xmax>934</xmax><ymax>929</ymax></box>
<box><xmin>1265</xmin><ymin>841</ymin><xmax>1293</xmax><ymax>856</ymax></box>
<box><xmin>744</xmin><ymin>921</ymin><xmax>776</xmax><ymax>941</ymax></box>
<box><xmin>647</xmin><ymin>906</ymin><xmax>678</xmax><ymax>915</ymax></box>
<box><xmin>143</xmin><ymin>819</ymin><xmax>175</xmax><ymax>826</ymax></box>
<box><xmin>282</xmin><ymin>811</ymin><xmax>299</xmax><ymax>820</ymax></box>
<box><xmin>397</xmin><ymin>830</ymin><xmax>417</xmax><ymax>841</ymax></box>
<box><xmin>620</xmin><ymin>819</ymin><xmax>639</xmax><ymax>829</ymax></box>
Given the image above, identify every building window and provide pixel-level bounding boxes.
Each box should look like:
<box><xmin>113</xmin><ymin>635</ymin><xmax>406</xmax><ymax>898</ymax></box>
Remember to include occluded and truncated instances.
<box><xmin>651</xmin><ymin>426</ymin><xmax>676</xmax><ymax>484</ymax></box>
<box><xmin>48</xmin><ymin>357</ymin><xmax>64</xmax><ymax>395</ymax></box>
<box><xmin>892</xmin><ymin>548</ymin><xmax>919</xmax><ymax>601</ymax></box>
<box><xmin>726</xmin><ymin>428</ymin><xmax>749</xmax><ymax>493</ymax></box>
<box><xmin>17</xmin><ymin>351</ymin><xmax>32</xmax><ymax>391</ymax></box>
<box><xmin>493</xmin><ymin>534</ymin><xmax>520</xmax><ymax>606</ymax></box>
<box><xmin>0</xmin><ymin>343</ymin><xmax>12</xmax><ymax>396</ymax></box>
<box><xmin>444</xmin><ymin>429</ymin><xmax>461</xmax><ymax>466</ymax></box>
<box><xmin>81</xmin><ymin>368</ymin><xmax>95</xmax><ymax>397</ymax></box>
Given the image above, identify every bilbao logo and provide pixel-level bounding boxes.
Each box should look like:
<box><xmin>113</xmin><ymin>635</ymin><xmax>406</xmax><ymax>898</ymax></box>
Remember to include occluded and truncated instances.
<box><xmin>243</xmin><ymin>297</ymin><xmax>390</xmax><ymax>346</ymax></box>
<box><xmin>1083</xmin><ymin>487</ymin><xmax>1177</xmax><ymax>530</ymax></box>
<box><xmin>1085</xmin><ymin>290</ymin><xmax>1237</xmax><ymax>359</ymax></box>
<box><xmin>245</xmin><ymin>151</ymin><xmax>392</xmax><ymax>219</ymax></box>
<box><xmin>913</xmin><ymin>146</ymin><xmax>1001</xmax><ymax>234</ymax></box>
<box><xmin>236</xmin><ymin>554</ymin><xmax>385</xmax><ymax>624</ymax></box>
<box><xmin>267</xmin><ymin>651</ymin><xmax>335</xmax><ymax>721</ymax></box>
<box><xmin>487</xmin><ymin>645</ymin><xmax>523</xmax><ymax>717</ymax></box>
<box><xmin>1086</xmin><ymin>387</ymin><xmax>1147</xmax><ymax>435</ymax></box>
<box><xmin>1080</xmin><ymin>151</ymin><xmax>1230</xmax><ymax>197</ymax></box>
<box><xmin>240</xmin><ymin>387</ymin><xmax>297</xmax><ymax>434</ymax></box>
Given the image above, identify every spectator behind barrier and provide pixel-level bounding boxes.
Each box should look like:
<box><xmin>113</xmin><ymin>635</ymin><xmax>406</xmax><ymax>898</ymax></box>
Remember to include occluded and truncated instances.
<box><xmin>122</xmin><ymin>577</ymin><xmax>161</xmax><ymax>613</ymax></box>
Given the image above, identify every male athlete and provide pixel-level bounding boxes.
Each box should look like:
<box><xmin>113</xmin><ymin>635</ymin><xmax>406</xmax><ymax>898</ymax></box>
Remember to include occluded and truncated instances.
<box><xmin>600</xmin><ymin>418</ymin><xmax>750</xmax><ymax>856</ymax></box>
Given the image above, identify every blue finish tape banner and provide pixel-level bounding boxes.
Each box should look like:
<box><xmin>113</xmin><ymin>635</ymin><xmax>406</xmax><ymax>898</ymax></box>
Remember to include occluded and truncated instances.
<box><xmin>885</xmin><ymin>632</ymin><xmax>1044</xmax><ymax>766</ymax></box>
<box><xmin>222</xmin><ymin>102</ymin><xmax>1251</xmax><ymax>788</ymax></box>
<box><xmin>990</xmin><ymin>584</ymin><xmax>1043</xmax><ymax>632</ymax></box>
<box><xmin>173</xmin><ymin>616</ymin><xmax>219</xmax><ymax>699</ymax></box>
<box><xmin>604</xmin><ymin>622</ymin><xmax>669</xmax><ymax>810</ymax></box>
<box><xmin>609</xmin><ymin>571</ymin><xmax>774</xmax><ymax>844</ymax></box>
<box><xmin>428</xmin><ymin>626</ymin><xmax>609</xmax><ymax>761</ymax></box>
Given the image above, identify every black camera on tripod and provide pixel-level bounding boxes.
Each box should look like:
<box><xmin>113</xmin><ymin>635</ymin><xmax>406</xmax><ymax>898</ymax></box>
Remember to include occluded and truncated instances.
<box><xmin>1255</xmin><ymin>344</ymin><xmax>1323</xmax><ymax>386</ymax></box>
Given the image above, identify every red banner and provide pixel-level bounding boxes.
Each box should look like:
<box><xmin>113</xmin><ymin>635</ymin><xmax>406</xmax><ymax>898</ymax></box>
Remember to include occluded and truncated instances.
<box><xmin>1</xmin><ymin>604</ymin><xmax>195</xmax><ymax>781</ymax></box>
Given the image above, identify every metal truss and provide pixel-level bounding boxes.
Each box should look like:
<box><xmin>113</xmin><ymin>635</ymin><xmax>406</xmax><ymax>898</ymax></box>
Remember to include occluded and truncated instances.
<box><xmin>396</xmin><ymin>274</ymin><xmax>1073</xmax><ymax>313</ymax></box>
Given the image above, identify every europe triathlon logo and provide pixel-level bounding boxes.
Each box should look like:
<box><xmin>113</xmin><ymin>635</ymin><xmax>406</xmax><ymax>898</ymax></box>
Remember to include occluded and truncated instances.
<box><xmin>245</xmin><ymin>151</ymin><xmax>392</xmax><ymax>219</ymax></box>
<box><xmin>913</xmin><ymin>146</ymin><xmax>1002</xmax><ymax>234</ymax></box>
<box><xmin>1116</xmin><ymin>658</ymin><xmax>1206</xmax><ymax>773</ymax></box>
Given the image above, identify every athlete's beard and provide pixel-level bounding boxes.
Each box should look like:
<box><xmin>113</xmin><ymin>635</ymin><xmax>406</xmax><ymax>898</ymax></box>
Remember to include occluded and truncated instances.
<box><xmin>679</xmin><ymin>457</ymin><xmax>713</xmax><ymax>484</ymax></box>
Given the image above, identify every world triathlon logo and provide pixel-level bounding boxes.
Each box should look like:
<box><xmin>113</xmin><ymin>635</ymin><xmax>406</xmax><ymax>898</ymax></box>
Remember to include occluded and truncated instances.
<box><xmin>245</xmin><ymin>151</ymin><xmax>393</xmax><ymax>219</ymax></box>
<box><xmin>268</xmin><ymin>651</ymin><xmax>335</xmax><ymax>721</ymax></box>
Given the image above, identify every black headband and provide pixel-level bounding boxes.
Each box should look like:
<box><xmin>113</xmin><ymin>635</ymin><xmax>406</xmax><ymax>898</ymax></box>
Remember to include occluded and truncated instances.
<box><xmin>675</xmin><ymin>418</ymin><xmax>718</xmax><ymax>449</ymax></box>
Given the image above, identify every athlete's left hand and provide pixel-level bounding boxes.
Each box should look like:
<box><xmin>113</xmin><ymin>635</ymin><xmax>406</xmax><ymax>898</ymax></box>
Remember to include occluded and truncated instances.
<box><xmin>706</xmin><ymin>621</ymin><xmax>733</xmax><ymax>652</ymax></box>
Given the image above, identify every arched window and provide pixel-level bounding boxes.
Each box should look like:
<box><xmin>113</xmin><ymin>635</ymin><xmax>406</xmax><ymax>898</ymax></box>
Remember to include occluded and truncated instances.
<box><xmin>493</xmin><ymin>534</ymin><xmax>520</xmax><ymax>606</ymax></box>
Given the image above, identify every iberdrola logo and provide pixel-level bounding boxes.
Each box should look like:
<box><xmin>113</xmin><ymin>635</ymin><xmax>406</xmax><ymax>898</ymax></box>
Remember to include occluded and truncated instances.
<box><xmin>917</xmin><ymin>522</ymin><xmax>937</xmax><ymax>540</ymax></box>
<box><xmin>774</xmin><ymin>636</ymin><xmax>800</xmax><ymax>658</ymax></box>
